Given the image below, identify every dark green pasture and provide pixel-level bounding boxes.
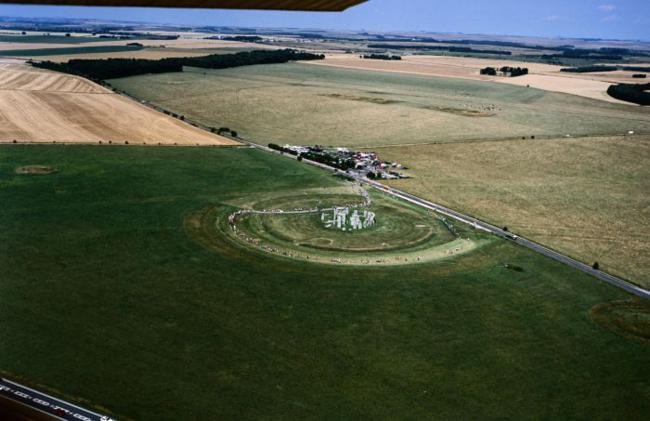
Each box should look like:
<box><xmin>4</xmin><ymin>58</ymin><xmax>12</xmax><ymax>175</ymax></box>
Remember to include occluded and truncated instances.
<box><xmin>0</xmin><ymin>145</ymin><xmax>647</xmax><ymax>420</ymax></box>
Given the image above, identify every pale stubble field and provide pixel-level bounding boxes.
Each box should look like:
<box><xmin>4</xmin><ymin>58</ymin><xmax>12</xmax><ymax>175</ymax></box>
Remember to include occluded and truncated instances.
<box><xmin>0</xmin><ymin>61</ymin><xmax>238</xmax><ymax>146</ymax></box>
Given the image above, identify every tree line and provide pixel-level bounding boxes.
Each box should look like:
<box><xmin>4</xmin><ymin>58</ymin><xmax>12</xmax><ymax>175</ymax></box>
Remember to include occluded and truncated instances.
<box><xmin>31</xmin><ymin>49</ymin><xmax>325</xmax><ymax>81</ymax></box>
<box><xmin>561</xmin><ymin>65</ymin><xmax>650</xmax><ymax>73</ymax></box>
<box><xmin>607</xmin><ymin>83</ymin><xmax>650</xmax><ymax>106</ymax></box>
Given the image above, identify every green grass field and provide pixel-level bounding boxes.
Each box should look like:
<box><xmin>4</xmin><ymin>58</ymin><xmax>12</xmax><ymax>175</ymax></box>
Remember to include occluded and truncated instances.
<box><xmin>0</xmin><ymin>45</ymin><xmax>143</xmax><ymax>57</ymax></box>
<box><xmin>108</xmin><ymin>63</ymin><xmax>650</xmax><ymax>148</ymax></box>
<box><xmin>1</xmin><ymin>145</ymin><xmax>648</xmax><ymax>420</ymax></box>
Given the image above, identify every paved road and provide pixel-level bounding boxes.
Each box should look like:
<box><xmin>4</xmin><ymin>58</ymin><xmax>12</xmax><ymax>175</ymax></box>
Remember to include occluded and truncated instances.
<box><xmin>0</xmin><ymin>378</ymin><xmax>114</xmax><ymax>421</ymax></box>
<box><xmin>241</xmin><ymin>139</ymin><xmax>650</xmax><ymax>300</ymax></box>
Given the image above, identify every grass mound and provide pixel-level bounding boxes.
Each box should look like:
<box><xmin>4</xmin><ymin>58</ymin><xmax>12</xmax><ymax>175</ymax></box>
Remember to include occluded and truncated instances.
<box><xmin>590</xmin><ymin>299</ymin><xmax>650</xmax><ymax>342</ymax></box>
<box><xmin>14</xmin><ymin>165</ymin><xmax>57</xmax><ymax>175</ymax></box>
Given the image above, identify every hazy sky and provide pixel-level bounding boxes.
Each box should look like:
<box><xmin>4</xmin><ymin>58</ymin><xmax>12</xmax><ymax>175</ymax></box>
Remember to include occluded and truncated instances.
<box><xmin>1</xmin><ymin>0</ymin><xmax>650</xmax><ymax>40</ymax></box>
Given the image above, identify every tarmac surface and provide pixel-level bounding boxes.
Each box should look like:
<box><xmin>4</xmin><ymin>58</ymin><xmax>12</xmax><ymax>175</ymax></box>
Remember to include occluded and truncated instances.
<box><xmin>0</xmin><ymin>378</ymin><xmax>114</xmax><ymax>421</ymax></box>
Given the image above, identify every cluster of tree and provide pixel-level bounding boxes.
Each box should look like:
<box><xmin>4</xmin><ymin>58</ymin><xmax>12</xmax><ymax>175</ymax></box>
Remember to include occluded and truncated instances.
<box><xmin>480</xmin><ymin>66</ymin><xmax>528</xmax><ymax>77</ymax></box>
<box><xmin>362</xmin><ymin>54</ymin><xmax>402</xmax><ymax>60</ymax></box>
<box><xmin>301</xmin><ymin>151</ymin><xmax>355</xmax><ymax>171</ymax></box>
<box><xmin>267</xmin><ymin>144</ymin><xmax>355</xmax><ymax>171</ymax></box>
<box><xmin>501</xmin><ymin>66</ymin><xmax>529</xmax><ymax>76</ymax></box>
<box><xmin>213</xmin><ymin>127</ymin><xmax>238</xmax><ymax>137</ymax></box>
<box><xmin>607</xmin><ymin>83</ymin><xmax>650</xmax><ymax>106</ymax></box>
<box><xmin>31</xmin><ymin>49</ymin><xmax>325</xmax><ymax>81</ymax></box>
<box><xmin>160</xmin><ymin>109</ymin><xmax>185</xmax><ymax>120</ymax></box>
<box><xmin>480</xmin><ymin>67</ymin><xmax>497</xmax><ymax>76</ymax></box>
<box><xmin>367</xmin><ymin>44</ymin><xmax>511</xmax><ymax>55</ymax></box>
<box><xmin>268</xmin><ymin>143</ymin><xmax>297</xmax><ymax>155</ymax></box>
<box><xmin>633</xmin><ymin>74</ymin><xmax>647</xmax><ymax>79</ymax></box>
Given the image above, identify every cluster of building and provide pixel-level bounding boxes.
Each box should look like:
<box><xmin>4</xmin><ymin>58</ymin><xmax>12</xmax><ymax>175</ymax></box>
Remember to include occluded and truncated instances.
<box><xmin>348</xmin><ymin>149</ymin><xmax>410</xmax><ymax>180</ymax></box>
<box><xmin>279</xmin><ymin>144</ymin><xmax>410</xmax><ymax>180</ymax></box>
<box><xmin>322</xmin><ymin>207</ymin><xmax>376</xmax><ymax>231</ymax></box>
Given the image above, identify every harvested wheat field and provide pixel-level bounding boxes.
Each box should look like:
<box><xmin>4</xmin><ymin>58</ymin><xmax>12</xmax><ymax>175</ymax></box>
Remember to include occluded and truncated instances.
<box><xmin>305</xmin><ymin>54</ymin><xmax>635</xmax><ymax>104</ymax></box>
<box><xmin>0</xmin><ymin>61</ymin><xmax>237</xmax><ymax>146</ymax></box>
<box><xmin>0</xmin><ymin>60</ymin><xmax>106</xmax><ymax>93</ymax></box>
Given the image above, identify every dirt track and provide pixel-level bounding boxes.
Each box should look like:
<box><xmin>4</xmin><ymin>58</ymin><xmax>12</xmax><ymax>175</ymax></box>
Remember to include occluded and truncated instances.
<box><xmin>0</xmin><ymin>61</ymin><xmax>238</xmax><ymax>146</ymax></box>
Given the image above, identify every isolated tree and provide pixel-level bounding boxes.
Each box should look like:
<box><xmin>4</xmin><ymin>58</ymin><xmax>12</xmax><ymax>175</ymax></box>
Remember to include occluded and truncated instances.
<box><xmin>592</xmin><ymin>262</ymin><xmax>600</xmax><ymax>270</ymax></box>
<box><xmin>503</xmin><ymin>226</ymin><xmax>509</xmax><ymax>232</ymax></box>
<box><xmin>297</xmin><ymin>155</ymin><xmax>303</xmax><ymax>162</ymax></box>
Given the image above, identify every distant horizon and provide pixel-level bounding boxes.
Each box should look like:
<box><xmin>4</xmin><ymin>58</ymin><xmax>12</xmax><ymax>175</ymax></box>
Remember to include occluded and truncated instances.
<box><xmin>1</xmin><ymin>0</ymin><xmax>649</xmax><ymax>42</ymax></box>
<box><xmin>2</xmin><ymin>14</ymin><xmax>650</xmax><ymax>43</ymax></box>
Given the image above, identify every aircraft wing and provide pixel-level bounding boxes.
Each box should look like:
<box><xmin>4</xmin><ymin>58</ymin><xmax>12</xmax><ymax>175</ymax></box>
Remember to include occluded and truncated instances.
<box><xmin>0</xmin><ymin>0</ymin><xmax>367</xmax><ymax>11</ymax></box>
